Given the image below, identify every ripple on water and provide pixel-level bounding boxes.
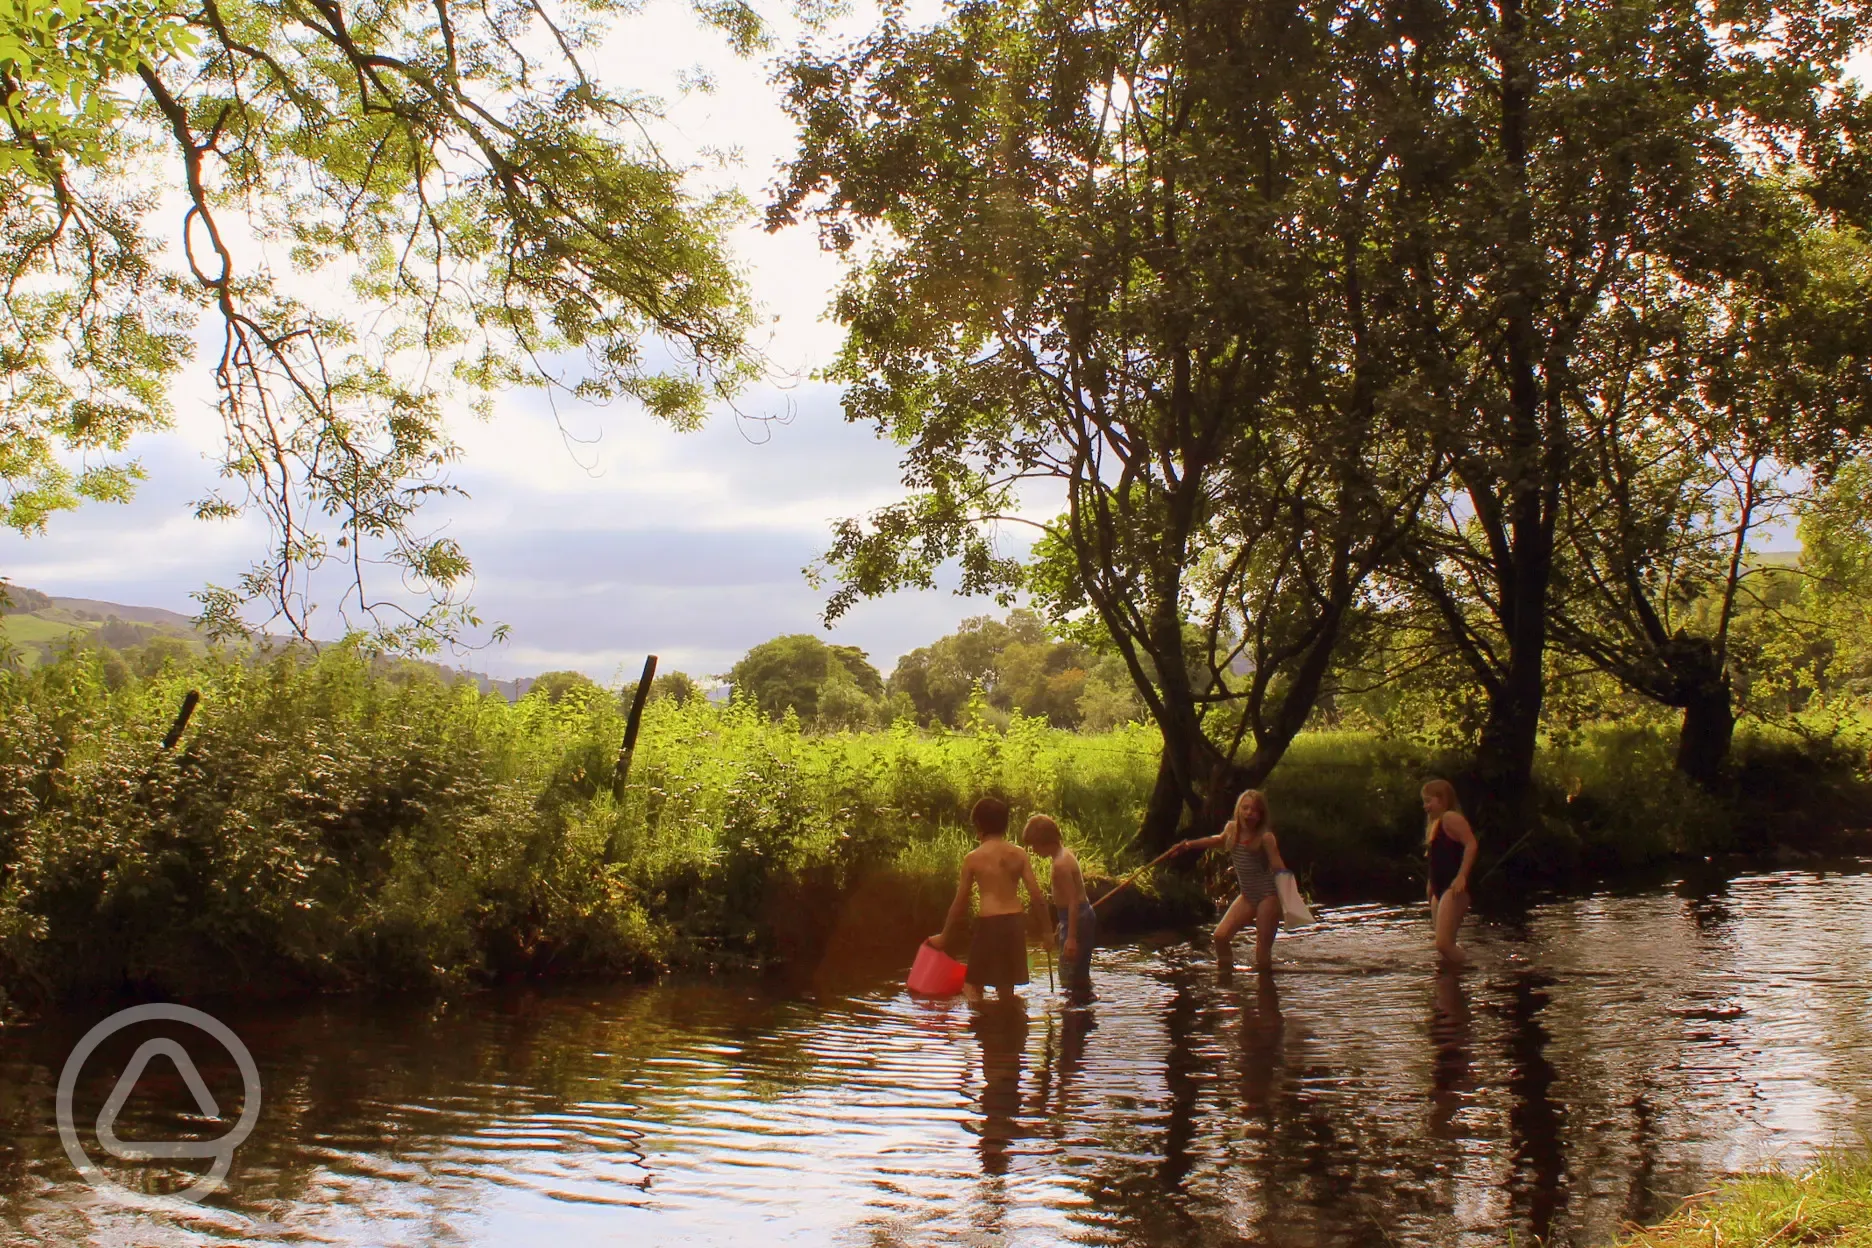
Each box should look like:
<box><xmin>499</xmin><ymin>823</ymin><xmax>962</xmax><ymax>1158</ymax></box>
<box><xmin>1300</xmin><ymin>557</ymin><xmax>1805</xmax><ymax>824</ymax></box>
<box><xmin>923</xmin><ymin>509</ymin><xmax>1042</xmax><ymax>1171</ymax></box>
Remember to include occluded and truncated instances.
<box><xmin>4</xmin><ymin>868</ymin><xmax>1872</xmax><ymax>1246</ymax></box>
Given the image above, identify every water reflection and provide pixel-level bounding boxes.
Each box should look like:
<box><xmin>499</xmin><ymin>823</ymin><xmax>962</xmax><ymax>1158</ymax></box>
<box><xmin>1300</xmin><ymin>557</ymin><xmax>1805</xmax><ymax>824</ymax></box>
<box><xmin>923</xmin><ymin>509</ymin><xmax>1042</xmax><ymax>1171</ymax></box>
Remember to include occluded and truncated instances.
<box><xmin>968</xmin><ymin>998</ymin><xmax>1029</xmax><ymax>1177</ymax></box>
<box><xmin>1236</xmin><ymin>970</ymin><xmax>1283</xmax><ymax>1116</ymax></box>
<box><xmin>1428</xmin><ymin>968</ymin><xmax>1472</xmax><ymax>1140</ymax></box>
<box><xmin>0</xmin><ymin>867</ymin><xmax>1869</xmax><ymax>1246</ymax></box>
<box><xmin>1504</xmin><ymin>970</ymin><xmax>1564</xmax><ymax>1241</ymax></box>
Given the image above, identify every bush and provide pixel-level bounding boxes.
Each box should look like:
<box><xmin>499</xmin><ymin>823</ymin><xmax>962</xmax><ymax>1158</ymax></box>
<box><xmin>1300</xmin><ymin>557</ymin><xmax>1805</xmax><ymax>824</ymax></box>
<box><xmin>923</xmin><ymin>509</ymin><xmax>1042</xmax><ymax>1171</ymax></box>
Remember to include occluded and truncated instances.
<box><xmin>0</xmin><ymin>644</ymin><xmax>1863</xmax><ymax>1005</ymax></box>
<box><xmin>0</xmin><ymin>645</ymin><xmax>1166</xmax><ymax>1002</ymax></box>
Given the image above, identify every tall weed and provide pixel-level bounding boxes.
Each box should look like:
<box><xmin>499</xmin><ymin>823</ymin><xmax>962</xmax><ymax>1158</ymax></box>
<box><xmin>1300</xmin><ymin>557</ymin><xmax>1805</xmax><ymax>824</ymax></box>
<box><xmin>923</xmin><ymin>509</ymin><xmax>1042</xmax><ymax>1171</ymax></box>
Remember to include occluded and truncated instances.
<box><xmin>0</xmin><ymin>644</ymin><xmax>1863</xmax><ymax>1003</ymax></box>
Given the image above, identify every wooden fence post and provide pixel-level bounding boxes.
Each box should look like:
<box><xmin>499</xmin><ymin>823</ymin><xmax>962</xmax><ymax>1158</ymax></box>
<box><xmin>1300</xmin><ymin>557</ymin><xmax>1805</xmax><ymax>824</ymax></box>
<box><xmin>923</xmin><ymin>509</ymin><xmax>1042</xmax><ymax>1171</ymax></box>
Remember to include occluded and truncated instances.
<box><xmin>613</xmin><ymin>656</ymin><xmax>657</xmax><ymax>801</ymax></box>
<box><xmin>162</xmin><ymin>690</ymin><xmax>201</xmax><ymax>751</ymax></box>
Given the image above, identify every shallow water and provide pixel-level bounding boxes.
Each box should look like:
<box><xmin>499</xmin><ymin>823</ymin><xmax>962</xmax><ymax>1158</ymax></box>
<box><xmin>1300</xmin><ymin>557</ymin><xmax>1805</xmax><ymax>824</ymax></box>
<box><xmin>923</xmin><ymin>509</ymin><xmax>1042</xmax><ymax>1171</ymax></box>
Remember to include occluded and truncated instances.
<box><xmin>3</xmin><ymin>867</ymin><xmax>1871</xmax><ymax>1246</ymax></box>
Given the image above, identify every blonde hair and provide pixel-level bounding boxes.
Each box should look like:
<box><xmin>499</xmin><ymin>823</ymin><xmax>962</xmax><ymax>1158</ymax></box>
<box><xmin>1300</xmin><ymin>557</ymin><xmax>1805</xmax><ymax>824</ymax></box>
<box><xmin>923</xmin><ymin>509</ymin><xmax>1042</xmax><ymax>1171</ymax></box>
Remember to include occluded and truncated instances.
<box><xmin>1422</xmin><ymin>778</ymin><xmax>1461</xmax><ymax>845</ymax></box>
<box><xmin>1220</xmin><ymin>789</ymin><xmax>1270</xmax><ymax>851</ymax></box>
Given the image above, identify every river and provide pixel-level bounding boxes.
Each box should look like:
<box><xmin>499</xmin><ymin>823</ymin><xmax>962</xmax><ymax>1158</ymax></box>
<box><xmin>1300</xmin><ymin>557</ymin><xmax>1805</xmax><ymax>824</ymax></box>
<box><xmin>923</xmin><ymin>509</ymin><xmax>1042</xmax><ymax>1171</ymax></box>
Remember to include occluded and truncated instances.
<box><xmin>3</xmin><ymin>866</ymin><xmax>1870</xmax><ymax>1246</ymax></box>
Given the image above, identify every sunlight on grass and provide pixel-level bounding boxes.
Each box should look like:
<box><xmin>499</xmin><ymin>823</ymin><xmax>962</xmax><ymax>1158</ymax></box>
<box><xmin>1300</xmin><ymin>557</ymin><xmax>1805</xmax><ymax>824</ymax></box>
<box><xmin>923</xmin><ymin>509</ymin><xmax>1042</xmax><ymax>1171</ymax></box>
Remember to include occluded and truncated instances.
<box><xmin>1613</xmin><ymin>1155</ymin><xmax>1872</xmax><ymax>1247</ymax></box>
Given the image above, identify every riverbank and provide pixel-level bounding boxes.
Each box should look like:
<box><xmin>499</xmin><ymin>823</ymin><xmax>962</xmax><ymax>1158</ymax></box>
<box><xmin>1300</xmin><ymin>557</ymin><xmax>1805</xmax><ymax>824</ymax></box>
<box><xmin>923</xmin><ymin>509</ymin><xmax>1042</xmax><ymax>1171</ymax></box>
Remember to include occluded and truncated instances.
<box><xmin>1614</xmin><ymin>1154</ymin><xmax>1872</xmax><ymax>1246</ymax></box>
<box><xmin>1</xmin><ymin>643</ymin><xmax>1867</xmax><ymax>1005</ymax></box>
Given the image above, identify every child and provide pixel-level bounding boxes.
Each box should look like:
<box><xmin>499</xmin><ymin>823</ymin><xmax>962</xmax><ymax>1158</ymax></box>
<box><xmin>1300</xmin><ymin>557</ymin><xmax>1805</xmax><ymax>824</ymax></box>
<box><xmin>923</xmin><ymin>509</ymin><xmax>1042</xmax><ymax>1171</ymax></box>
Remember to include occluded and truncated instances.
<box><xmin>1021</xmin><ymin>814</ymin><xmax>1095</xmax><ymax>999</ymax></box>
<box><xmin>1172</xmin><ymin>788</ymin><xmax>1287</xmax><ymax>976</ymax></box>
<box><xmin>929</xmin><ymin>797</ymin><xmax>1055</xmax><ymax>1003</ymax></box>
<box><xmin>1422</xmin><ymin>777</ymin><xmax>1478</xmax><ymax>967</ymax></box>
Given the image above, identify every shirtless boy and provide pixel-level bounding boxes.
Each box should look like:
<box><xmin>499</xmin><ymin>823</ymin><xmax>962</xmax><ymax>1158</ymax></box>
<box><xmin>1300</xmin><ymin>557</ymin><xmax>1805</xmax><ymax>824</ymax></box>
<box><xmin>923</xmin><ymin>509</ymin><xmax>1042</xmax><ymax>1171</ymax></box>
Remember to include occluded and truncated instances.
<box><xmin>1022</xmin><ymin>815</ymin><xmax>1095</xmax><ymax>999</ymax></box>
<box><xmin>929</xmin><ymin>797</ymin><xmax>1055</xmax><ymax>1003</ymax></box>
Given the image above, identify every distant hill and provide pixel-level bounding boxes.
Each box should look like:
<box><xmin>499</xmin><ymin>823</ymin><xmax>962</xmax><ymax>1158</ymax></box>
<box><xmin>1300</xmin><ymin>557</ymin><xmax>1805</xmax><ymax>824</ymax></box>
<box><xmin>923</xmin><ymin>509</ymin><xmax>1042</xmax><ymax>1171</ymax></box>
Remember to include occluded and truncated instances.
<box><xmin>0</xmin><ymin>585</ymin><xmax>199</xmax><ymax>661</ymax></box>
<box><xmin>0</xmin><ymin>582</ymin><xmax>537</xmax><ymax>700</ymax></box>
<box><xmin>45</xmin><ymin>595</ymin><xmax>200</xmax><ymax>629</ymax></box>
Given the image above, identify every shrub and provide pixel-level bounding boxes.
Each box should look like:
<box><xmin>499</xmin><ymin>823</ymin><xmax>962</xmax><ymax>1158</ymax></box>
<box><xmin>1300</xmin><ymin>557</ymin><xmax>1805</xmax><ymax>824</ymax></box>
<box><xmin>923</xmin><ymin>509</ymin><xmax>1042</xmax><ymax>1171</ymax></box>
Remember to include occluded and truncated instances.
<box><xmin>0</xmin><ymin>644</ymin><xmax>1167</xmax><ymax>1001</ymax></box>
<box><xmin>0</xmin><ymin>642</ymin><xmax>1863</xmax><ymax>1005</ymax></box>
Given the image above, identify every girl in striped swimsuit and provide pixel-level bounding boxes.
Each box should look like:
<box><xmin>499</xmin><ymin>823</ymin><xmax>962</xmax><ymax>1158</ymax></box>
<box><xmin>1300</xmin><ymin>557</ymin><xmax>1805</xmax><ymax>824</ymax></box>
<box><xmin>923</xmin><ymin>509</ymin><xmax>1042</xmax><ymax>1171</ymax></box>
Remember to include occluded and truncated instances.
<box><xmin>1173</xmin><ymin>790</ymin><xmax>1288</xmax><ymax>975</ymax></box>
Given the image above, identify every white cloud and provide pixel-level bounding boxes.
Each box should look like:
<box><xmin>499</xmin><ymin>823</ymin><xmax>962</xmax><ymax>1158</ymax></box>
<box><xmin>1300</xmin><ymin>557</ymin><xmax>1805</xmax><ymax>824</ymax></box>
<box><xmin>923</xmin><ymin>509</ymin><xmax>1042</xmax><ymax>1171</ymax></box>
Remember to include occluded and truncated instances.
<box><xmin>0</xmin><ymin>0</ymin><xmax>1052</xmax><ymax>678</ymax></box>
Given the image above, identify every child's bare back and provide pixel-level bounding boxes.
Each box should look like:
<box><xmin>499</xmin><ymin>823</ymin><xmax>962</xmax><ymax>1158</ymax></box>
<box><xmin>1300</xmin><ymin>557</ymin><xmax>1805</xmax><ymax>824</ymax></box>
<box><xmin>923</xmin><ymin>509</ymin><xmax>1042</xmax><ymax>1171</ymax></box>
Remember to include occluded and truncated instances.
<box><xmin>966</xmin><ymin>838</ymin><xmax>1040</xmax><ymax>918</ymax></box>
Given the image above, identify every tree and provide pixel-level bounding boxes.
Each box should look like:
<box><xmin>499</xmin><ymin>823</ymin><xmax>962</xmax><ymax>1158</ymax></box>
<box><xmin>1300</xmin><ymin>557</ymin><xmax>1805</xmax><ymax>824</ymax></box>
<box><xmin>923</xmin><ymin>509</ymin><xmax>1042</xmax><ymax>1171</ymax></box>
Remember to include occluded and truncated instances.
<box><xmin>1360</xmin><ymin>0</ymin><xmax>1872</xmax><ymax>828</ymax></box>
<box><xmin>1076</xmin><ymin>655</ymin><xmax>1145</xmax><ymax>732</ymax></box>
<box><xmin>654</xmin><ymin>671</ymin><xmax>702</xmax><ymax>706</ymax></box>
<box><xmin>1735</xmin><ymin>458</ymin><xmax>1872</xmax><ymax>720</ymax></box>
<box><xmin>617</xmin><ymin>669</ymin><xmax>702</xmax><ymax>710</ymax></box>
<box><xmin>1</xmin><ymin>0</ymin><xmax>760</xmax><ymax>648</ymax></box>
<box><xmin>886</xmin><ymin>610</ymin><xmax>1089</xmax><ymax>727</ymax></box>
<box><xmin>130</xmin><ymin>634</ymin><xmax>194</xmax><ymax>678</ymax></box>
<box><xmin>727</xmin><ymin>633</ymin><xmax>884</xmax><ymax>728</ymax></box>
<box><xmin>827</xmin><ymin>643</ymin><xmax>886</xmax><ymax>701</ymax></box>
<box><xmin>1794</xmin><ymin>460</ymin><xmax>1872</xmax><ymax>702</ymax></box>
<box><xmin>1544</xmin><ymin>225</ymin><xmax>1872</xmax><ymax>786</ymax></box>
<box><xmin>0</xmin><ymin>584</ymin><xmax>51</xmax><ymax>614</ymax></box>
<box><xmin>775</xmin><ymin>0</ymin><xmax>1447</xmax><ymax>847</ymax></box>
<box><xmin>529</xmin><ymin>670</ymin><xmax>601</xmax><ymax>705</ymax></box>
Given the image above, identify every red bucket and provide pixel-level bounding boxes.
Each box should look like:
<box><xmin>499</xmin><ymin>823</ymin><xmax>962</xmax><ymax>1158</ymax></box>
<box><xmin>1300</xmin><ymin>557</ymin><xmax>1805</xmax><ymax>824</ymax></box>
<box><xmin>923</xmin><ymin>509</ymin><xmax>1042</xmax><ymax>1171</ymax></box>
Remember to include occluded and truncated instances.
<box><xmin>907</xmin><ymin>940</ymin><xmax>967</xmax><ymax>996</ymax></box>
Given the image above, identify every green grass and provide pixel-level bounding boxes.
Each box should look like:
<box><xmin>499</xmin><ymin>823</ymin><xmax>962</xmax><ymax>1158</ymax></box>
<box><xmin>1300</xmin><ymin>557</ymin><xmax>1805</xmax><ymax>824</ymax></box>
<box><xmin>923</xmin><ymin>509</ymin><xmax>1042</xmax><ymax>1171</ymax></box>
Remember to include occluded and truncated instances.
<box><xmin>0</xmin><ymin>643</ymin><xmax>1170</xmax><ymax>1000</ymax></box>
<box><xmin>0</xmin><ymin>615</ymin><xmax>90</xmax><ymax>645</ymax></box>
<box><xmin>0</xmin><ymin>642</ymin><xmax>1864</xmax><ymax>1005</ymax></box>
<box><xmin>1614</xmin><ymin>1154</ymin><xmax>1872</xmax><ymax>1246</ymax></box>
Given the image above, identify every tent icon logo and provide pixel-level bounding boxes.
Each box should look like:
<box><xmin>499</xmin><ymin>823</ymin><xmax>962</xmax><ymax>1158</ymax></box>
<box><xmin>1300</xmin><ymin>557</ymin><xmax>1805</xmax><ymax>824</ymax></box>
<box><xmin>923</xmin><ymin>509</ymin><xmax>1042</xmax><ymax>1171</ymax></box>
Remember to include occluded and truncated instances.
<box><xmin>56</xmin><ymin>1003</ymin><xmax>262</xmax><ymax>1206</ymax></box>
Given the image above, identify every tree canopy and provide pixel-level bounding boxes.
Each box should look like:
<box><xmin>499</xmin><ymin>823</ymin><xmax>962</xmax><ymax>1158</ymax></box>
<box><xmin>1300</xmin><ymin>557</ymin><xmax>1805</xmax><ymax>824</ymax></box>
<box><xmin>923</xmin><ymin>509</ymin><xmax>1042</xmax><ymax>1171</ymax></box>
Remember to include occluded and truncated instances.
<box><xmin>886</xmin><ymin>608</ymin><xmax>1142</xmax><ymax>729</ymax></box>
<box><xmin>727</xmin><ymin>633</ymin><xmax>886</xmax><ymax>730</ymax></box>
<box><xmin>1367</xmin><ymin>0</ymin><xmax>1872</xmax><ymax>821</ymax></box>
<box><xmin>776</xmin><ymin>0</ymin><xmax>1872</xmax><ymax>834</ymax></box>
<box><xmin>1</xmin><ymin>0</ymin><xmax>761</xmax><ymax>648</ymax></box>
<box><xmin>776</xmin><ymin>0</ymin><xmax>1465</xmax><ymax>841</ymax></box>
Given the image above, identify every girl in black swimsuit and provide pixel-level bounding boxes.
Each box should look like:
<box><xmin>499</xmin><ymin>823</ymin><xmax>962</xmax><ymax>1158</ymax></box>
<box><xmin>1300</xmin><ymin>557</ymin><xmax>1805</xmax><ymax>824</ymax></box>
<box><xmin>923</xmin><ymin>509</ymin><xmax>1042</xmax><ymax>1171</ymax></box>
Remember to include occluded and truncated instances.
<box><xmin>1422</xmin><ymin>778</ymin><xmax>1478</xmax><ymax>967</ymax></box>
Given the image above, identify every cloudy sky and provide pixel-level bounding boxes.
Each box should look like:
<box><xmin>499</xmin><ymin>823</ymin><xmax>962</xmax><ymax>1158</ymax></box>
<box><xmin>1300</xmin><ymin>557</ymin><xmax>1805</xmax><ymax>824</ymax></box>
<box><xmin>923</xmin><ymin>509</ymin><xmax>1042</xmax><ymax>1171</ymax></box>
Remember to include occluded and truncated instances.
<box><xmin>9</xmin><ymin>11</ymin><xmax>1849</xmax><ymax>683</ymax></box>
<box><xmin>0</xmin><ymin>0</ymin><xmax>1024</xmax><ymax>684</ymax></box>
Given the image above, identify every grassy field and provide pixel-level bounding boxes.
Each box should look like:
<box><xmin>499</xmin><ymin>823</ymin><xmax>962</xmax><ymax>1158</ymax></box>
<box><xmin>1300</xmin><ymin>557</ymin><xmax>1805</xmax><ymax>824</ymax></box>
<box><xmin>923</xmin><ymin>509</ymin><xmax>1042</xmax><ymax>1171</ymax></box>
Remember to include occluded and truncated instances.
<box><xmin>0</xmin><ymin>614</ymin><xmax>89</xmax><ymax>646</ymax></box>
<box><xmin>1614</xmin><ymin>1155</ymin><xmax>1872</xmax><ymax>1246</ymax></box>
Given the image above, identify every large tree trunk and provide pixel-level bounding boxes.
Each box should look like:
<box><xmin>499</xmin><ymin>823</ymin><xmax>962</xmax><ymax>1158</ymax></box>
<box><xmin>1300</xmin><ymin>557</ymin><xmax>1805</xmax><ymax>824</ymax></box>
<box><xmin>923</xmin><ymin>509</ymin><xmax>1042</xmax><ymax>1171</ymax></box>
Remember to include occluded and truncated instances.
<box><xmin>1138</xmin><ymin>748</ymin><xmax>1189</xmax><ymax>854</ymax></box>
<box><xmin>1138</xmin><ymin>730</ymin><xmax>1235</xmax><ymax>853</ymax></box>
<box><xmin>1468</xmin><ymin>0</ymin><xmax>1553</xmax><ymax>841</ymax></box>
<box><xmin>1466</xmin><ymin>490</ymin><xmax>1555</xmax><ymax>836</ymax></box>
<box><xmin>1137</xmin><ymin>594</ymin><xmax>1357</xmax><ymax>852</ymax></box>
<box><xmin>1468</xmin><ymin>521</ymin><xmax>1554</xmax><ymax>836</ymax></box>
<box><xmin>1675</xmin><ymin>671</ymin><xmax>1734</xmax><ymax>791</ymax></box>
<box><xmin>1193</xmin><ymin>758</ymin><xmax>1253</xmax><ymax>841</ymax></box>
<box><xmin>1473</xmin><ymin>687</ymin><xmax>1541</xmax><ymax>835</ymax></box>
<box><xmin>1138</xmin><ymin>728</ymin><xmax>1255</xmax><ymax>854</ymax></box>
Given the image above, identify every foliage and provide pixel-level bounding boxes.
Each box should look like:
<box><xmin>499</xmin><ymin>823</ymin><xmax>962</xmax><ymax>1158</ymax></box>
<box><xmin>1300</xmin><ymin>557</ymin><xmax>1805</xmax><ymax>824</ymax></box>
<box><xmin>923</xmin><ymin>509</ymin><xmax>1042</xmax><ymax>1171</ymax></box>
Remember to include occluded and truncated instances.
<box><xmin>1</xmin><ymin>0</ymin><xmax>759</xmax><ymax>648</ymax></box>
<box><xmin>775</xmin><ymin>0</ymin><xmax>1872</xmax><ymax>838</ymax></box>
<box><xmin>727</xmin><ymin>633</ymin><xmax>887</xmax><ymax>730</ymax></box>
<box><xmin>1367</xmin><ymin>0</ymin><xmax>1872</xmax><ymax>822</ymax></box>
<box><xmin>1528</xmin><ymin>216</ymin><xmax>1872</xmax><ymax>788</ymax></box>
<box><xmin>619</xmin><ymin>670</ymin><xmax>702</xmax><ymax>708</ymax></box>
<box><xmin>1736</xmin><ymin>459</ymin><xmax>1872</xmax><ymax>724</ymax></box>
<box><xmin>0</xmin><ymin>0</ymin><xmax>198</xmax><ymax>529</ymax></box>
<box><xmin>0</xmin><ymin>0</ymin><xmax>195</xmax><ymax>167</ymax></box>
<box><xmin>0</xmin><ymin>643</ymin><xmax>1165</xmax><ymax>1001</ymax></box>
<box><xmin>0</xmin><ymin>583</ymin><xmax>48</xmax><ymax>614</ymax></box>
<box><xmin>1612</xmin><ymin>1152</ymin><xmax>1872</xmax><ymax>1247</ymax></box>
<box><xmin>3</xmin><ymin>640</ymin><xmax>1865</xmax><ymax>1003</ymax></box>
<box><xmin>774</xmin><ymin>0</ymin><xmax>1450</xmax><ymax>846</ymax></box>
<box><xmin>887</xmin><ymin>609</ymin><xmax>1130</xmax><ymax>730</ymax></box>
<box><xmin>531</xmin><ymin>670</ymin><xmax>604</xmax><ymax>705</ymax></box>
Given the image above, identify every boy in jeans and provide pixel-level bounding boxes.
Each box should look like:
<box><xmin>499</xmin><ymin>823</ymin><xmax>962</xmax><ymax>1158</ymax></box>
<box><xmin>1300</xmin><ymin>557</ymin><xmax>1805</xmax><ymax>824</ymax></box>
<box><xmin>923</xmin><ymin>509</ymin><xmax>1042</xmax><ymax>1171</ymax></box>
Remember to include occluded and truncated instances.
<box><xmin>929</xmin><ymin>797</ymin><xmax>1054</xmax><ymax>1002</ymax></box>
<box><xmin>1022</xmin><ymin>814</ymin><xmax>1095</xmax><ymax>999</ymax></box>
